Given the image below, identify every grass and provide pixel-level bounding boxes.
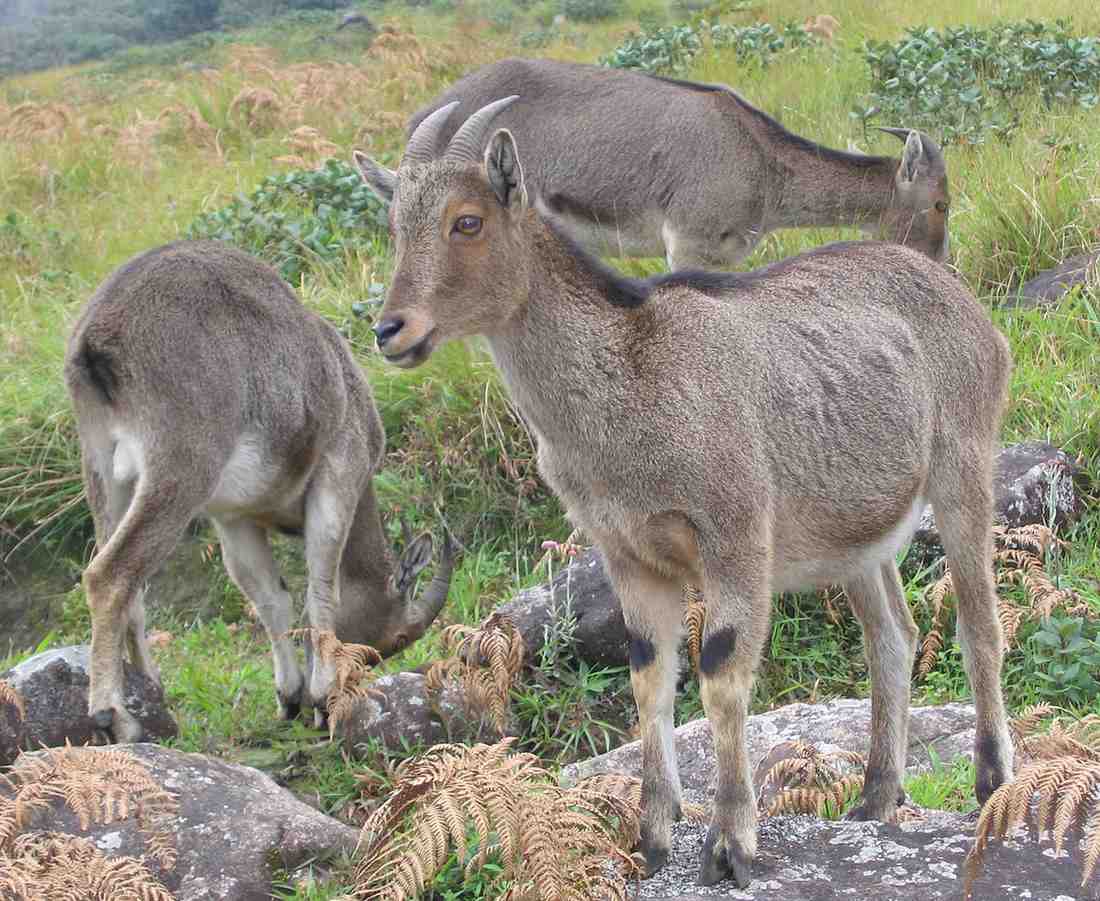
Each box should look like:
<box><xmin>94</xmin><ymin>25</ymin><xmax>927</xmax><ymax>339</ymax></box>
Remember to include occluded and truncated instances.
<box><xmin>1</xmin><ymin>0</ymin><xmax>1099</xmax><ymax>897</ymax></box>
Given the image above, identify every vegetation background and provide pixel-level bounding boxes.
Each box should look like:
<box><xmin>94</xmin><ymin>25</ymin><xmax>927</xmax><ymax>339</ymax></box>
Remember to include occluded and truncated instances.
<box><xmin>0</xmin><ymin>0</ymin><xmax>1098</xmax><ymax>895</ymax></box>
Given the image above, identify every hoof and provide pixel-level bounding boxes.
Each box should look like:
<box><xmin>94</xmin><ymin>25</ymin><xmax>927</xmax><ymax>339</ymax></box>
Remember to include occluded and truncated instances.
<box><xmin>641</xmin><ymin>842</ymin><xmax>669</xmax><ymax>878</ymax></box>
<box><xmin>698</xmin><ymin>826</ymin><xmax>752</xmax><ymax>889</ymax></box>
<box><xmin>92</xmin><ymin>708</ymin><xmax>114</xmax><ymax>730</ymax></box>
<box><xmin>90</xmin><ymin>707</ymin><xmax>143</xmax><ymax>743</ymax></box>
<box><xmin>846</xmin><ymin>788</ymin><xmax>905</xmax><ymax>823</ymax></box>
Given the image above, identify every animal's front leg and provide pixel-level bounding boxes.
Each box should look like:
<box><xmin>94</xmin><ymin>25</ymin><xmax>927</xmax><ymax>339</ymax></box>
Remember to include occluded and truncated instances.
<box><xmin>605</xmin><ymin>555</ymin><xmax>685</xmax><ymax>877</ymax></box>
<box><xmin>696</xmin><ymin>565</ymin><xmax>770</xmax><ymax>889</ymax></box>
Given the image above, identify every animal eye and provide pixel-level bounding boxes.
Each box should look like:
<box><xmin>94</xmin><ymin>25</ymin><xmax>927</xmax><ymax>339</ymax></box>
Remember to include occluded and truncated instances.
<box><xmin>934</xmin><ymin>201</ymin><xmax>949</xmax><ymax>213</ymax></box>
<box><xmin>453</xmin><ymin>215</ymin><xmax>482</xmax><ymax>236</ymax></box>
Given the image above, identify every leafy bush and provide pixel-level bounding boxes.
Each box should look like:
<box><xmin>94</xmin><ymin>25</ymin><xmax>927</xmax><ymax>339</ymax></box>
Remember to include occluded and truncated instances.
<box><xmin>861</xmin><ymin>20</ymin><xmax>1100</xmax><ymax>145</ymax></box>
<box><xmin>601</xmin><ymin>20</ymin><xmax>817</xmax><ymax>74</ymax></box>
<box><xmin>185</xmin><ymin>159</ymin><xmax>389</xmax><ymax>284</ymax></box>
<box><xmin>559</xmin><ymin>0</ymin><xmax>621</xmax><ymax>23</ymax></box>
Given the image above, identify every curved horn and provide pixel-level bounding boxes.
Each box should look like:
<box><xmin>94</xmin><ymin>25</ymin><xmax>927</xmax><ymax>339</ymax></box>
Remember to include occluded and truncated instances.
<box><xmin>403</xmin><ymin>100</ymin><xmax>460</xmax><ymax>169</ymax></box>
<box><xmin>444</xmin><ymin>95</ymin><xmax>519</xmax><ymax>165</ymax></box>
<box><xmin>404</xmin><ymin>530</ymin><xmax>458</xmax><ymax>640</ymax></box>
<box><xmin>875</xmin><ymin>125</ymin><xmax>913</xmax><ymax>143</ymax></box>
<box><xmin>875</xmin><ymin>126</ymin><xmax>946</xmax><ymax>170</ymax></box>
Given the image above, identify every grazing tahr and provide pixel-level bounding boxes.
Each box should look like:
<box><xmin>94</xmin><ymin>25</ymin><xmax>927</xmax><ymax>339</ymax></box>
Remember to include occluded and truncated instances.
<box><xmin>64</xmin><ymin>241</ymin><xmax>455</xmax><ymax>743</ymax></box>
<box><xmin>393</xmin><ymin>58</ymin><xmax>950</xmax><ymax>269</ymax></box>
<box><xmin>354</xmin><ymin>99</ymin><xmax>1013</xmax><ymax>887</ymax></box>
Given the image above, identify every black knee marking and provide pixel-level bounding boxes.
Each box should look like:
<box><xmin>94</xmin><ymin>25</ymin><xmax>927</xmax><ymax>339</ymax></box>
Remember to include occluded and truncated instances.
<box><xmin>975</xmin><ymin>733</ymin><xmax>1007</xmax><ymax>804</ymax></box>
<box><xmin>699</xmin><ymin>626</ymin><xmax>738</xmax><ymax>677</ymax></box>
<box><xmin>628</xmin><ymin>629</ymin><xmax>657</xmax><ymax>670</ymax></box>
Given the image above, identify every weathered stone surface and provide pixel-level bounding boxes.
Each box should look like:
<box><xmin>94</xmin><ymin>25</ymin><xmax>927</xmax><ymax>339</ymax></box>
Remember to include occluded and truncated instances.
<box><xmin>3</xmin><ymin>743</ymin><xmax>359</xmax><ymax>901</ymax></box>
<box><xmin>637</xmin><ymin>810</ymin><xmax>1085</xmax><ymax>899</ymax></box>
<box><xmin>496</xmin><ymin>547</ymin><xmax>629</xmax><ymax>667</ymax></box>
<box><xmin>562</xmin><ymin>699</ymin><xmax>976</xmax><ymax>793</ymax></box>
<box><xmin>1007</xmin><ymin>248</ymin><xmax>1100</xmax><ymax>309</ymax></box>
<box><xmin>339</xmin><ymin>670</ymin><xmax>473</xmax><ymax>755</ymax></box>
<box><xmin>0</xmin><ymin>681</ymin><xmax>23</xmax><ymax>766</ymax></box>
<box><xmin>1</xmin><ymin>646</ymin><xmax>177</xmax><ymax>750</ymax></box>
<box><xmin>908</xmin><ymin>441</ymin><xmax>1083</xmax><ymax>570</ymax></box>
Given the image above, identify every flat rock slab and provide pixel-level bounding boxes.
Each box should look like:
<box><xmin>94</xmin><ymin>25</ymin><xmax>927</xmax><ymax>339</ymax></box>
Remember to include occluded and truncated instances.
<box><xmin>3</xmin><ymin>743</ymin><xmax>360</xmax><ymax>901</ymax></box>
<box><xmin>639</xmin><ymin>810</ymin><xmax>1087</xmax><ymax>899</ymax></box>
<box><xmin>1</xmin><ymin>645</ymin><xmax>177</xmax><ymax>750</ymax></box>
<box><xmin>1008</xmin><ymin>249</ymin><xmax>1100</xmax><ymax>309</ymax></box>
<box><xmin>562</xmin><ymin>699</ymin><xmax>976</xmax><ymax>794</ymax></box>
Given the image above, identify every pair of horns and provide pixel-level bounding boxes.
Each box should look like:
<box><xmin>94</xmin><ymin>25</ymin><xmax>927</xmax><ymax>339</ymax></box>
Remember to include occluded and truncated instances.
<box><xmin>401</xmin><ymin>95</ymin><xmax>519</xmax><ymax>169</ymax></box>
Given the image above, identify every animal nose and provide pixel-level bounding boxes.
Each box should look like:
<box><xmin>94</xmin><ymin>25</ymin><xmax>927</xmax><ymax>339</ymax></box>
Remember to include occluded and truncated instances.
<box><xmin>373</xmin><ymin>316</ymin><xmax>405</xmax><ymax>349</ymax></box>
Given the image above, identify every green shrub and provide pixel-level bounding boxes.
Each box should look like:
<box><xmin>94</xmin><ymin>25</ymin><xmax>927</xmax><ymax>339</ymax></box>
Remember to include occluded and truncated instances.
<box><xmin>861</xmin><ymin>20</ymin><xmax>1100</xmax><ymax>145</ymax></box>
<box><xmin>600</xmin><ymin>23</ymin><xmax>701</xmax><ymax>73</ymax></box>
<box><xmin>559</xmin><ymin>0</ymin><xmax>620</xmax><ymax>22</ymax></box>
<box><xmin>185</xmin><ymin>159</ymin><xmax>389</xmax><ymax>284</ymax></box>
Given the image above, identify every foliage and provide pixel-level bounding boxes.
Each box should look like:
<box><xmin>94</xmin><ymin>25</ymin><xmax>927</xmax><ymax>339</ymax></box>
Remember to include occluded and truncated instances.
<box><xmin>1019</xmin><ymin>615</ymin><xmax>1100</xmax><ymax>706</ymax></box>
<box><xmin>757</xmin><ymin>740</ymin><xmax>865</xmax><ymax>819</ymax></box>
<box><xmin>860</xmin><ymin>20</ymin><xmax>1100</xmax><ymax>145</ymax></box>
<box><xmin>185</xmin><ymin>158</ymin><xmax>389</xmax><ymax>284</ymax></box>
<box><xmin>965</xmin><ymin>708</ymin><xmax>1100</xmax><ymax>895</ymax></box>
<box><xmin>600</xmin><ymin>19</ymin><xmax>817</xmax><ymax>74</ymax></box>
<box><xmin>348</xmin><ymin>738</ymin><xmax>640</xmax><ymax>900</ymax></box>
<box><xmin>558</xmin><ymin>0</ymin><xmax>620</xmax><ymax>23</ymax></box>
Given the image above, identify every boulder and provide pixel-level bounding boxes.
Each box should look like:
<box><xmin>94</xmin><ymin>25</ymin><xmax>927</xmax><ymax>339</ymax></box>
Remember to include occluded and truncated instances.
<box><xmin>908</xmin><ymin>441</ymin><xmax>1084</xmax><ymax>569</ymax></box>
<box><xmin>1007</xmin><ymin>249</ymin><xmax>1099</xmax><ymax>309</ymax></box>
<box><xmin>1</xmin><ymin>645</ymin><xmax>177</xmax><ymax>750</ymax></box>
<box><xmin>2</xmin><ymin>743</ymin><xmax>359</xmax><ymax>901</ymax></box>
<box><xmin>562</xmin><ymin>699</ymin><xmax>977</xmax><ymax>793</ymax></box>
<box><xmin>338</xmin><ymin>670</ymin><xmax>474</xmax><ymax>756</ymax></box>
<box><xmin>0</xmin><ymin>680</ymin><xmax>23</xmax><ymax>766</ymax></box>
<box><xmin>636</xmin><ymin>809</ymin><xmax>1084</xmax><ymax>899</ymax></box>
<box><xmin>496</xmin><ymin>548</ymin><xmax>629</xmax><ymax>667</ymax></box>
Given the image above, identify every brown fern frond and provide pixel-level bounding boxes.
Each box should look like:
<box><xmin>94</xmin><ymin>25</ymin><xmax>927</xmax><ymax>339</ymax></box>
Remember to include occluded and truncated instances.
<box><xmin>0</xmin><ymin>746</ymin><xmax>177</xmax><ymax>869</ymax></box>
<box><xmin>1009</xmin><ymin>704</ymin><xmax>1057</xmax><ymax>747</ymax></box>
<box><xmin>286</xmin><ymin>629</ymin><xmax>382</xmax><ymax>736</ymax></box>
<box><xmin>0</xmin><ymin>682</ymin><xmax>24</xmax><ymax>722</ymax></box>
<box><xmin>683</xmin><ymin>586</ymin><xmax>706</xmax><ymax>671</ymax></box>
<box><xmin>351</xmin><ymin>739</ymin><xmax>639</xmax><ymax>901</ymax></box>
<box><xmin>918</xmin><ymin>572</ymin><xmax>954</xmax><ymax>677</ymax></box>
<box><xmin>0</xmin><ymin>831</ymin><xmax>175</xmax><ymax>900</ymax></box>
<box><xmin>768</xmin><ymin>787</ymin><xmax>827</xmax><ymax>817</ymax></box>
<box><xmin>757</xmin><ymin>739</ymin><xmax>865</xmax><ymax>819</ymax></box>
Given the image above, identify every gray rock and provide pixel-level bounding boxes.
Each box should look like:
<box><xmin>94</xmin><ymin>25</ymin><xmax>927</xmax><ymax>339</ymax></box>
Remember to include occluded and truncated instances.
<box><xmin>1</xmin><ymin>645</ymin><xmax>177</xmax><ymax>750</ymax></box>
<box><xmin>908</xmin><ymin>441</ymin><xmax>1083</xmax><ymax>570</ymax></box>
<box><xmin>562</xmin><ymin>699</ymin><xmax>976</xmax><ymax>794</ymax></box>
<box><xmin>637</xmin><ymin>809</ymin><xmax>1086</xmax><ymax>899</ymax></box>
<box><xmin>1007</xmin><ymin>249</ymin><xmax>1100</xmax><ymax>309</ymax></box>
<box><xmin>0</xmin><ymin>680</ymin><xmax>23</xmax><ymax>766</ymax></box>
<box><xmin>2</xmin><ymin>743</ymin><xmax>359</xmax><ymax>901</ymax></box>
<box><xmin>496</xmin><ymin>548</ymin><xmax>629</xmax><ymax>667</ymax></box>
<box><xmin>336</xmin><ymin>10</ymin><xmax>375</xmax><ymax>30</ymax></box>
<box><xmin>338</xmin><ymin>670</ymin><xmax>474</xmax><ymax>756</ymax></box>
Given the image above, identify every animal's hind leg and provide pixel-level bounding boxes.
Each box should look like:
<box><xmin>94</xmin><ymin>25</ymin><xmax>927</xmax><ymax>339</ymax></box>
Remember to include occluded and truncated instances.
<box><xmin>215</xmin><ymin>518</ymin><xmax>304</xmax><ymax>720</ymax></box>
<box><xmin>125</xmin><ymin>590</ymin><xmax>159</xmax><ymax>684</ymax></box>
<box><xmin>844</xmin><ymin>562</ymin><xmax>919</xmax><ymax>821</ymax></box>
<box><xmin>602</xmin><ymin>552</ymin><xmax>684</xmax><ymax>878</ymax></box>
<box><xmin>931</xmin><ymin>459</ymin><xmax>1013</xmax><ymax>803</ymax></box>
<box><xmin>84</xmin><ymin>461</ymin><xmax>205</xmax><ymax>743</ymax></box>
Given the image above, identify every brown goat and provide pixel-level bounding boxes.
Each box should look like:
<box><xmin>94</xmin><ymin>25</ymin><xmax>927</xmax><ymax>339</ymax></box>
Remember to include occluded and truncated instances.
<box><xmin>354</xmin><ymin>99</ymin><xmax>1014</xmax><ymax>887</ymax></box>
<box><xmin>64</xmin><ymin>241</ymin><xmax>455</xmax><ymax>743</ymax></box>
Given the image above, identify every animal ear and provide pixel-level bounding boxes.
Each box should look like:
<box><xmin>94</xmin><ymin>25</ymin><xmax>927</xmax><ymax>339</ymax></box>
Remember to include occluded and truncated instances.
<box><xmin>353</xmin><ymin>150</ymin><xmax>397</xmax><ymax>204</ymax></box>
<box><xmin>484</xmin><ymin>128</ymin><xmax>527</xmax><ymax>210</ymax></box>
<box><xmin>396</xmin><ymin>532</ymin><xmax>434</xmax><ymax>592</ymax></box>
<box><xmin>897</xmin><ymin>130</ymin><xmax>924</xmax><ymax>184</ymax></box>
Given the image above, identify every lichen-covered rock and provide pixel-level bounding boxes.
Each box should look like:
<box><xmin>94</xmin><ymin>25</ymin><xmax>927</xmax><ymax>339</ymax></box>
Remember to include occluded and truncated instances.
<box><xmin>1007</xmin><ymin>248</ymin><xmax>1099</xmax><ymax>309</ymax></box>
<box><xmin>637</xmin><ymin>810</ymin><xmax>1083</xmax><ymax>899</ymax></box>
<box><xmin>496</xmin><ymin>548</ymin><xmax>630</xmax><ymax>666</ymax></box>
<box><xmin>907</xmin><ymin>441</ymin><xmax>1083</xmax><ymax>570</ymax></box>
<box><xmin>1</xmin><ymin>645</ymin><xmax>177</xmax><ymax>749</ymax></box>
<box><xmin>0</xmin><ymin>679</ymin><xmax>24</xmax><ymax>766</ymax></box>
<box><xmin>562</xmin><ymin>699</ymin><xmax>976</xmax><ymax>793</ymax></box>
<box><xmin>1</xmin><ymin>743</ymin><xmax>359</xmax><ymax>901</ymax></box>
<box><xmin>338</xmin><ymin>670</ymin><xmax>475</xmax><ymax>756</ymax></box>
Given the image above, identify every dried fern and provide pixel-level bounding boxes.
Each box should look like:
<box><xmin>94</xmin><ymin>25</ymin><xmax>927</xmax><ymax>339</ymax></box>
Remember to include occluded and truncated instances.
<box><xmin>965</xmin><ymin>707</ymin><xmax>1100</xmax><ymax>896</ymax></box>
<box><xmin>758</xmin><ymin>740</ymin><xmax>866</xmax><ymax>819</ymax></box>
<box><xmin>0</xmin><ymin>746</ymin><xmax>178</xmax><ymax>869</ymax></box>
<box><xmin>0</xmin><ymin>831</ymin><xmax>174</xmax><ymax>900</ymax></box>
<box><xmin>347</xmin><ymin>738</ymin><xmax>639</xmax><ymax>901</ymax></box>
<box><xmin>425</xmin><ymin>613</ymin><xmax>524</xmax><ymax>735</ymax></box>
<box><xmin>288</xmin><ymin>629</ymin><xmax>382</xmax><ymax>737</ymax></box>
<box><xmin>0</xmin><ymin>681</ymin><xmax>25</xmax><ymax>722</ymax></box>
<box><xmin>917</xmin><ymin>524</ymin><xmax>1085</xmax><ymax>678</ymax></box>
<box><xmin>683</xmin><ymin>585</ymin><xmax>706</xmax><ymax>672</ymax></box>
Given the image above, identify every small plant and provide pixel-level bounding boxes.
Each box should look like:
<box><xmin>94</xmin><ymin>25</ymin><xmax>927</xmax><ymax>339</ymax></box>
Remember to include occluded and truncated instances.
<box><xmin>965</xmin><ymin>707</ymin><xmax>1100</xmax><ymax>896</ymax></box>
<box><xmin>756</xmin><ymin>740</ymin><xmax>866</xmax><ymax>819</ymax></box>
<box><xmin>348</xmin><ymin>738</ymin><xmax>640</xmax><ymax>900</ymax></box>
<box><xmin>1024</xmin><ymin>615</ymin><xmax>1100</xmax><ymax>706</ymax></box>
<box><xmin>185</xmin><ymin>158</ymin><xmax>389</xmax><ymax>284</ymax></box>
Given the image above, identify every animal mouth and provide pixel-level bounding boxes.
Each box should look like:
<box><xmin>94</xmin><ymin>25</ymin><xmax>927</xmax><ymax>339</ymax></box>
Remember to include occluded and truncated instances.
<box><xmin>384</xmin><ymin>328</ymin><xmax>437</xmax><ymax>368</ymax></box>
